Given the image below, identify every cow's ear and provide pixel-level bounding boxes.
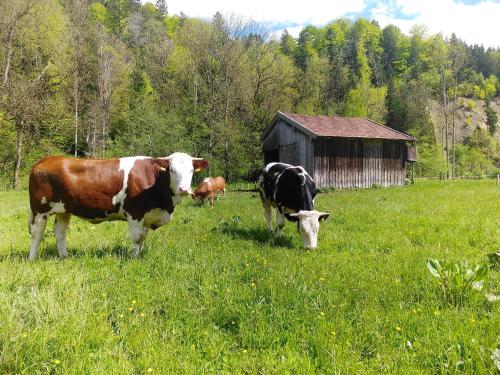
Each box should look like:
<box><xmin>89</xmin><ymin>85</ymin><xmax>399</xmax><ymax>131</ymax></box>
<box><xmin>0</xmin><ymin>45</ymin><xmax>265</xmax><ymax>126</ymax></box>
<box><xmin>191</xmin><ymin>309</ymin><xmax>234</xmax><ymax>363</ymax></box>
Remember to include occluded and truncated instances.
<box><xmin>127</xmin><ymin>159</ymin><xmax>167</xmax><ymax>199</ymax></box>
<box><xmin>193</xmin><ymin>159</ymin><xmax>208</xmax><ymax>172</ymax></box>
<box><xmin>285</xmin><ymin>213</ymin><xmax>300</xmax><ymax>222</ymax></box>
<box><xmin>318</xmin><ymin>212</ymin><xmax>330</xmax><ymax>222</ymax></box>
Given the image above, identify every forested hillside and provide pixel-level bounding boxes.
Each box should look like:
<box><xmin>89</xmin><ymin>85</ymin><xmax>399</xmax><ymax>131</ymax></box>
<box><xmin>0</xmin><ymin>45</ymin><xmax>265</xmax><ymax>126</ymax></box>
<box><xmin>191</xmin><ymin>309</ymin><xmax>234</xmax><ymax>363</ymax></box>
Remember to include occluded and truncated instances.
<box><xmin>1</xmin><ymin>0</ymin><xmax>499</xmax><ymax>189</ymax></box>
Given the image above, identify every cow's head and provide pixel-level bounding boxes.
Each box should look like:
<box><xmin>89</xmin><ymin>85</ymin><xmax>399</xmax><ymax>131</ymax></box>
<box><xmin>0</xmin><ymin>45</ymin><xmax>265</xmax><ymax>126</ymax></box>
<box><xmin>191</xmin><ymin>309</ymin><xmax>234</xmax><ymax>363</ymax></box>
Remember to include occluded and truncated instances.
<box><xmin>285</xmin><ymin>210</ymin><xmax>330</xmax><ymax>249</ymax></box>
<box><xmin>166</xmin><ymin>152</ymin><xmax>208</xmax><ymax>196</ymax></box>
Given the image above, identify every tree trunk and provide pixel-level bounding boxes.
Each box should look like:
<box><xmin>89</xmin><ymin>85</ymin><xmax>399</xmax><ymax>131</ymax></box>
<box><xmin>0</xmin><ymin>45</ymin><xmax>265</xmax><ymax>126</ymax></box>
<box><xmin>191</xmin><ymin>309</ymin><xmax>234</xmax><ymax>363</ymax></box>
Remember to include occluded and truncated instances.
<box><xmin>13</xmin><ymin>120</ymin><xmax>24</xmax><ymax>190</ymax></box>
<box><xmin>441</xmin><ymin>69</ymin><xmax>449</xmax><ymax>179</ymax></box>
<box><xmin>74</xmin><ymin>71</ymin><xmax>79</xmax><ymax>157</ymax></box>
<box><xmin>2</xmin><ymin>27</ymin><xmax>15</xmax><ymax>90</ymax></box>
<box><xmin>451</xmin><ymin>74</ymin><xmax>458</xmax><ymax>178</ymax></box>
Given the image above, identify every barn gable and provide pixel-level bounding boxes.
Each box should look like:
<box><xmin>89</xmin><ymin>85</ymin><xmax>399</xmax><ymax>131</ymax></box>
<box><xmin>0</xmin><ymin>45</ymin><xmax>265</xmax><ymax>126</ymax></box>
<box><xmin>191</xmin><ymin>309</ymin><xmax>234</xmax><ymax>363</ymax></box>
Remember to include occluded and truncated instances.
<box><xmin>262</xmin><ymin>112</ymin><xmax>416</xmax><ymax>188</ymax></box>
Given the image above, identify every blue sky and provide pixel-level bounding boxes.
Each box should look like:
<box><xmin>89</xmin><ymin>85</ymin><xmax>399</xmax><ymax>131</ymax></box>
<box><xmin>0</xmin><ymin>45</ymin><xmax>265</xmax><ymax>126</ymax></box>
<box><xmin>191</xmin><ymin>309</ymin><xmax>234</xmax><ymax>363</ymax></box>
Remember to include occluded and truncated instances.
<box><xmin>144</xmin><ymin>0</ymin><xmax>499</xmax><ymax>47</ymax></box>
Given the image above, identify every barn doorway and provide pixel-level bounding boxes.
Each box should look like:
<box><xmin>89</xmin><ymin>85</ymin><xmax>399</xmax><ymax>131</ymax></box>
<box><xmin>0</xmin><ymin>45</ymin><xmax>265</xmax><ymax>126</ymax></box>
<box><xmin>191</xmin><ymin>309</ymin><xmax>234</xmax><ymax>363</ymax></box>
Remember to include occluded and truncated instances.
<box><xmin>264</xmin><ymin>148</ymin><xmax>279</xmax><ymax>164</ymax></box>
<box><xmin>279</xmin><ymin>143</ymin><xmax>298</xmax><ymax>165</ymax></box>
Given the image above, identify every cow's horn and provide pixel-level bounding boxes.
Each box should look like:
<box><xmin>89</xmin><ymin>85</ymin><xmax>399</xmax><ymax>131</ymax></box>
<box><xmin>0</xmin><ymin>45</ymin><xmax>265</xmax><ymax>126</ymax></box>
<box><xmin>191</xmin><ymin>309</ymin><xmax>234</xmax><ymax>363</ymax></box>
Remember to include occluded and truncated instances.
<box><xmin>191</xmin><ymin>157</ymin><xmax>203</xmax><ymax>160</ymax></box>
<box><xmin>159</xmin><ymin>167</ymin><xmax>167</xmax><ymax>172</ymax></box>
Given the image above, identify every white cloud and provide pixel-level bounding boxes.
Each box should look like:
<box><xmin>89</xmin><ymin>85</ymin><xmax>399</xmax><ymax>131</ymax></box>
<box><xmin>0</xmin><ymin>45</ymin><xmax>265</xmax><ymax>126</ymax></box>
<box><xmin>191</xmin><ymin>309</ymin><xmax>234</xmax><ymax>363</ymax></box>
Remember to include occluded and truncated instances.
<box><xmin>371</xmin><ymin>0</ymin><xmax>500</xmax><ymax>48</ymax></box>
<box><xmin>145</xmin><ymin>0</ymin><xmax>365</xmax><ymax>26</ymax></box>
<box><xmin>282</xmin><ymin>25</ymin><xmax>306</xmax><ymax>38</ymax></box>
<box><xmin>144</xmin><ymin>0</ymin><xmax>499</xmax><ymax>48</ymax></box>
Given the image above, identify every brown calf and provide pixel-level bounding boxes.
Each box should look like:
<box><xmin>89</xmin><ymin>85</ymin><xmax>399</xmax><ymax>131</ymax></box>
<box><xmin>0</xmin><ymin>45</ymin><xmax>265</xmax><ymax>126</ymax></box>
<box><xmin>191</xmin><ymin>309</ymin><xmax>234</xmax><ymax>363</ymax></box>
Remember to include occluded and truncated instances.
<box><xmin>192</xmin><ymin>177</ymin><xmax>226</xmax><ymax>207</ymax></box>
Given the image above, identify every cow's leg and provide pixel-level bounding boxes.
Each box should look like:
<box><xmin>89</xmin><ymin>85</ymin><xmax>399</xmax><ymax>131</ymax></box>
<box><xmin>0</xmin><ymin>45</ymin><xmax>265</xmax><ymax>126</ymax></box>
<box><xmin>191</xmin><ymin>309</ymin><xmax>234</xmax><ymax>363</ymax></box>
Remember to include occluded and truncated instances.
<box><xmin>54</xmin><ymin>213</ymin><xmax>71</xmax><ymax>258</ymax></box>
<box><xmin>28</xmin><ymin>212</ymin><xmax>48</xmax><ymax>261</ymax></box>
<box><xmin>262</xmin><ymin>201</ymin><xmax>273</xmax><ymax>232</ymax></box>
<box><xmin>127</xmin><ymin>217</ymin><xmax>147</xmax><ymax>257</ymax></box>
<box><xmin>276</xmin><ymin>212</ymin><xmax>286</xmax><ymax>236</ymax></box>
<box><xmin>209</xmin><ymin>192</ymin><xmax>215</xmax><ymax>207</ymax></box>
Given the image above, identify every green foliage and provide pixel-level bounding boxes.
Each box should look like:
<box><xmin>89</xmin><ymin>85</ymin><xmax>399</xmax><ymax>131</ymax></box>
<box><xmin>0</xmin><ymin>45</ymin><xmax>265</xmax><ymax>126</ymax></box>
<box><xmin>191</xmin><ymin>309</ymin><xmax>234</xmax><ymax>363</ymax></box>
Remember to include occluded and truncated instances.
<box><xmin>426</xmin><ymin>259</ymin><xmax>488</xmax><ymax>306</ymax></box>
<box><xmin>467</xmin><ymin>99</ymin><xmax>475</xmax><ymax>111</ymax></box>
<box><xmin>0</xmin><ymin>0</ymin><xmax>499</xmax><ymax>187</ymax></box>
<box><xmin>455</xmin><ymin>144</ymin><xmax>495</xmax><ymax>177</ymax></box>
<box><xmin>484</xmin><ymin>101</ymin><xmax>498</xmax><ymax>134</ymax></box>
<box><xmin>484</xmin><ymin>75</ymin><xmax>498</xmax><ymax>99</ymax></box>
<box><xmin>89</xmin><ymin>2</ymin><xmax>112</xmax><ymax>31</ymax></box>
<box><xmin>415</xmin><ymin>143</ymin><xmax>447</xmax><ymax>177</ymax></box>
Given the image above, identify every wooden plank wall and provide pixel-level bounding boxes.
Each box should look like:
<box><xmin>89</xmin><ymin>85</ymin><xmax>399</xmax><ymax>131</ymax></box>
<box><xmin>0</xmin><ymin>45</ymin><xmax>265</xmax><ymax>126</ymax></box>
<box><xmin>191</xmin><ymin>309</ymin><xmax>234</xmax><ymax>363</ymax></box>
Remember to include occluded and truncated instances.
<box><xmin>313</xmin><ymin>138</ymin><xmax>406</xmax><ymax>188</ymax></box>
<box><xmin>262</xmin><ymin>120</ymin><xmax>314</xmax><ymax>173</ymax></box>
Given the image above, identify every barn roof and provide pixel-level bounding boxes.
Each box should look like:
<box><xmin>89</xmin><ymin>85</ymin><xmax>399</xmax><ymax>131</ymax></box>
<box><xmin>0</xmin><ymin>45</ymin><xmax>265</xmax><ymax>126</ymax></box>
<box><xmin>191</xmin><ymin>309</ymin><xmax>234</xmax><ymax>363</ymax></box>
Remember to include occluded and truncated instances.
<box><xmin>263</xmin><ymin>112</ymin><xmax>416</xmax><ymax>142</ymax></box>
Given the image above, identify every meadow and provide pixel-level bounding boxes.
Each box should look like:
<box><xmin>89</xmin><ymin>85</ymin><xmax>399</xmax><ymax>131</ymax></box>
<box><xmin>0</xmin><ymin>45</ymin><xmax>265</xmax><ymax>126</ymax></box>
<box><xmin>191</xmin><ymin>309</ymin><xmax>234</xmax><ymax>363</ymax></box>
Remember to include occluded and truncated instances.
<box><xmin>0</xmin><ymin>180</ymin><xmax>499</xmax><ymax>374</ymax></box>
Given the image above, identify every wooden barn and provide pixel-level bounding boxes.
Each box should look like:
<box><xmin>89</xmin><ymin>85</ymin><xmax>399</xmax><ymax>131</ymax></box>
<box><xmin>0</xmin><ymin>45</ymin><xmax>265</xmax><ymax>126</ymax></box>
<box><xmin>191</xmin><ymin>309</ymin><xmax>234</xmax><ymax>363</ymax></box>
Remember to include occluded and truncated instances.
<box><xmin>262</xmin><ymin>112</ymin><xmax>417</xmax><ymax>188</ymax></box>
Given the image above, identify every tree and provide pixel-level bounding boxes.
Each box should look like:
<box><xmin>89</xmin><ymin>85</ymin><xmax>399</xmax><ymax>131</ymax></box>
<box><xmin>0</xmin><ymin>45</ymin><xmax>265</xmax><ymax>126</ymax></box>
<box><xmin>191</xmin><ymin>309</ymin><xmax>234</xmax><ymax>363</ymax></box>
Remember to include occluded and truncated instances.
<box><xmin>155</xmin><ymin>0</ymin><xmax>167</xmax><ymax>16</ymax></box>
<box><xmin>485</xmin><ymin>100</ymin><xmax>498</xmax><ymax>135</ymax></box>
<box><xmin>0</xmin><ymin>0</ymin><xmax>69</xmax><ymax>189</ymax></box>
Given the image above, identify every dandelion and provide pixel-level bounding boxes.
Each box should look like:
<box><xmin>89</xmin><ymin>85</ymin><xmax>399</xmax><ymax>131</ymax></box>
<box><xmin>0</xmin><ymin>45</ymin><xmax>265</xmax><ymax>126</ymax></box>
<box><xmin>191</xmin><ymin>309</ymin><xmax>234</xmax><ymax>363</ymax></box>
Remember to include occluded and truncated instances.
<box><xmin>331</xmin><ymin>331</ymin><xmax>336</xmax><ymax>336</ymax></box>
<box><xmin>147</xmin><ymin>368</ymin><xmax>153</xmax><ymax>373</ymax></box>
<box><xmin>53</xmin><ymin>359</ymin><xmax>61</xmax><ymax>365</ymax></box>
<box><xmin>101</xmin><ymin>293</ymin><xmax>107</xmax><ymax>297</ymax></box>
<box><xmin>433</xmin><ymin>310</ymin><xmax>440</xmax><ymax>316</ymax></box>
<box><xmin>396</xmin><ymin>326</ymin><xmax>402</xmax><ymax>331</ymax></box>
<box><xmin>22</xmin><ymin>333</ymin><xmax>28</xmax><ymax>338</ymax></box>
<box><xmin>319</xmin><ymin>277</ymin><xmax>325</xmax><ymax>282</ymax></box>
<box><xmin>242</xmin><ymin>349</ymin><xmax>247</xmax><ymax>353</ymax></box>
<box><xmin>231</xmin><ymin>321</ymin><xmax>235</xmax><ymax>325</ymax></box>
<box><xmin>140</xmin><ymin>313</ymin><xmax>145</xmax><ymax>317</ymax></box>
<box><xmin>251</xmin><ymin>282</ymin><xmax>256</xmax><ymax>287</ymax></box>
<box><xmin>320</xmin><ymin>312</ymin><xmax>325</xmax><ymax>316</ymax></box>
<box><xmin>412</xmin><ymin>309</ymin><xmax>417</xmax><ymax>314</ymax></box>
<box><xmin>132</xmin><ymin>300</ymin><xmax>137</xmax><ymax>305</ymax></box>
<box><xmin>119</xmin><ymin>314</ymin><xmax>124</xmax><ymax>318</ymax></box>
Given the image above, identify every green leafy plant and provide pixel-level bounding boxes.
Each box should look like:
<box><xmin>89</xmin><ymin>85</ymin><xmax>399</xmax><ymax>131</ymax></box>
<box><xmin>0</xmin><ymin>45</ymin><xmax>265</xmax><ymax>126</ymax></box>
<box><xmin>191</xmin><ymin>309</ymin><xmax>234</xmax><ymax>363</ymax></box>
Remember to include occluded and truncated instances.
<box><xmin>426</xmin><ymin>259</ymin><xmax>488</xmax><ymax>306</ymax></box>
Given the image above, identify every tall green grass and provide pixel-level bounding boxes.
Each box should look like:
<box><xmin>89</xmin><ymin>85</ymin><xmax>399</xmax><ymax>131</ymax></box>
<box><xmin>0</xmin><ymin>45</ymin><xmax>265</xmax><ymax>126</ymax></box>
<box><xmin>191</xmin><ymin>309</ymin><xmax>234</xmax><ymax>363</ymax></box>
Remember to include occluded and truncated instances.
<box><xmin>0</xmin><ymin>180</ymin><xmax>499</xmax><ymax>373</ymax></box>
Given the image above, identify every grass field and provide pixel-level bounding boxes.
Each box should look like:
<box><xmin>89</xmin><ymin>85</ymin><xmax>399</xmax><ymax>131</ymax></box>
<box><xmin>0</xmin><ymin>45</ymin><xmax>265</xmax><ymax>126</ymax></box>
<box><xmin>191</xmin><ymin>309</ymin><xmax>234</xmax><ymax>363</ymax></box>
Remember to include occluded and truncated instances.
<box><xmin>0</xmin><ymin>180</ymin><xmax>499</xmax><ymax>373</ymax></box>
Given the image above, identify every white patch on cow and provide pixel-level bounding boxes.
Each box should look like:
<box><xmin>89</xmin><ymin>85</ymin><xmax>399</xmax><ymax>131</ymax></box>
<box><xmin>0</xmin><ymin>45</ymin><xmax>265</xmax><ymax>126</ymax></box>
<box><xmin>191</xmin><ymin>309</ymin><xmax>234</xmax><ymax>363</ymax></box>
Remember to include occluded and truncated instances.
<box><xmin>41</xmin><ymin>196</ymin><xmax>47</xmax><ymax>204</ymax></box>
<box><xmin>48</xmin><ymin>201</ymin><xmax>66</xmax><ymax>214</ymax></box>
<box><xmin>54</xmin><ymin>213</ymin><xmax>71</xmax><ymax>258</ymax></box>
<box><xmin>167</xmin><ymin>152</ymin><xmax>195</xmax><ymax>197</ymax></box>
<box><xmin>297</xmin><ymin>211</ymin><xmax>320</xmax><ymax>249</ymax></box>
<box><xmin>112</xmin><ymin>156</ymin><xmax>150</xmax><ymax>209</ymax></box>
<box><xmin>28</xmin><ymin>213</ymin><xmax>48</xmax><ymax>261</ymax></box>
<box><xmin>144</xmin><ymin>208</ymin><xmax>172</xmax><ymax>228</ymax></box>
<box><xmin>127</xmin><ymin>215</ymin><xmax>147</xmax><ymax>257</ymax></box>
<box><xmin>289</xmin><ymin>210</ymin><xmax>330</xmax><ymax>250</ymax></box>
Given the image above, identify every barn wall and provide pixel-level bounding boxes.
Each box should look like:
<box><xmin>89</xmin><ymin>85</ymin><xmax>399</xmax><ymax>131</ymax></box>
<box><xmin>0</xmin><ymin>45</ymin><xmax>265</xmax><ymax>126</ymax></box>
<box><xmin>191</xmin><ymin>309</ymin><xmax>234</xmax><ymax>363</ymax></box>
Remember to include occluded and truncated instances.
<box><xmin>262</xmin><ymin>120</ymin><xmax>314</xmax><ymax>173</ymax></box>
<box><xmin>313</xmin><ymin>138</ymin><xmax>407</xmax><ymax>188</ymax></box>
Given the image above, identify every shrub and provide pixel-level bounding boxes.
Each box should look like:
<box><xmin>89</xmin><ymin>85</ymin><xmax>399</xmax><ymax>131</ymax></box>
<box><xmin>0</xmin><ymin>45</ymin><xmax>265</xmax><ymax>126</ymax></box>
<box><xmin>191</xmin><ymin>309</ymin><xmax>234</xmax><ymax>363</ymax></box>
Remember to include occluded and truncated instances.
<box><xmin>426</xmin><ymin>259</ymin><xmax>488</xmax><ymax>306</ymax></box>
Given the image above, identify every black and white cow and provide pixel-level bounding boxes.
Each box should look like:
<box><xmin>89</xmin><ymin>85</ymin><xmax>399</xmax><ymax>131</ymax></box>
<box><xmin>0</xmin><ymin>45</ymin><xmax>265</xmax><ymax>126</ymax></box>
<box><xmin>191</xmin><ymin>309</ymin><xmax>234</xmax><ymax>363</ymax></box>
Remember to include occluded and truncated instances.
<box><xmin>258</xmin><ymin>162</ymin><xmax>330</xmax><ymax>249</ymax></box>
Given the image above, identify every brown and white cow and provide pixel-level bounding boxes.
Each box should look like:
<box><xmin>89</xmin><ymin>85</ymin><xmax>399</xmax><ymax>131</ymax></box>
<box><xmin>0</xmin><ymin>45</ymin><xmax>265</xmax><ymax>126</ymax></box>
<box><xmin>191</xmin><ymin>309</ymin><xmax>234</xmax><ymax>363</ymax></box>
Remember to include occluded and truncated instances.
<box><xmin>191</xmin><ymin>176</ymin><xmax>226</xmax><ymax>207</ymax></box>
<box><xmin>28</xmin><ymin>152</ymin><xmax>208</xmax><ymax>260</ymax></box>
